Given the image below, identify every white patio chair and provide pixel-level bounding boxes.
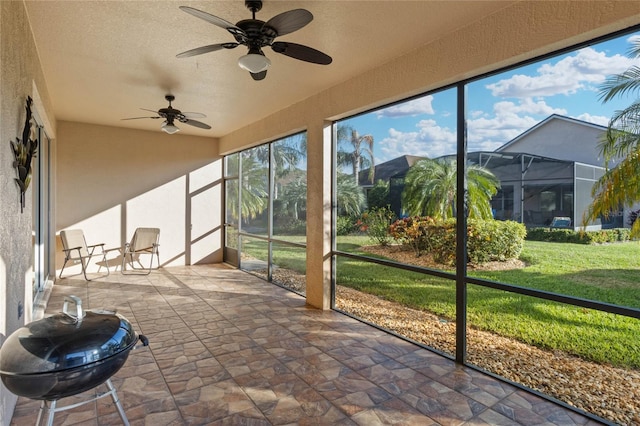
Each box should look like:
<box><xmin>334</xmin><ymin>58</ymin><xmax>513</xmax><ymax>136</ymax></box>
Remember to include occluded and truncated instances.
<box><xmin>122</xmin><ymin>228</ymin><xmax>160</xmax><ymax>275</ymax></box>
<box><xmin>59</xmin><ymin>229</ymin><xmax>110</xmax><ymax>281</ymax></box>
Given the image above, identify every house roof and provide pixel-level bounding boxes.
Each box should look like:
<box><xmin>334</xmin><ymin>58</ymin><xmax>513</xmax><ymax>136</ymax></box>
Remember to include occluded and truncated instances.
<box><xmin>495</xmin><ymin>114</ymin><xmax>607</xmax><ymax>152</ymax></box>
<box><xmin>359</xmin><ymin>155</ymin><xmax>426</xmax><ymax>186</ymax></box>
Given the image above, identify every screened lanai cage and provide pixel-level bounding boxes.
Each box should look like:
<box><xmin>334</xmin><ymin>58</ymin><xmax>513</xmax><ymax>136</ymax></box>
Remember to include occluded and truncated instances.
<box><xmin>468</xmin><ymin>152</ymin><xmax>615</xmax><ymax>229</ymax></box>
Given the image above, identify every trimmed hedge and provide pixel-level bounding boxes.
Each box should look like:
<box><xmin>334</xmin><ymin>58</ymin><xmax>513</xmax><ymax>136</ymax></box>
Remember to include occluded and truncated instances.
<box><xmin>389</xmin><ymin>216</ymin><xmax>526</xmax><ymax>265</ymax></box>
<box><xmin>526</xmin><ymin>227</ymin><xmax>631</xmax><ymax>244</ymax></box>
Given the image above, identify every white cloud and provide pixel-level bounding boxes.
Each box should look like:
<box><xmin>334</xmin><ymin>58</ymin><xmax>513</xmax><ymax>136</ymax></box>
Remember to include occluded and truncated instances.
<box><xmin>376</xmin><ymin>96</ymin><xmax>434</xmax><ymax>118</ymax></box>
<box><xmin>493</xmin><ymin>98</ymin><xmax>566</xmax><ymax>116</ymax></box>
<box><xmin>573</xmin><ymin>113</ymin><xmax>610</xmax><ymax>127</ymax></box>
<box><xmin>373</xmin><ymin>42</ymin><xmax>638</xmax><ymax>163</ymax></box>
<box><xmin>376</xmin><ymin>120</ymin><xmax>456</xmax><ymax>163</ymax></box>
<box><xmin>377</xmin><ymin>98</ymin><xmax>573</xmax><ymax>161</ymax></box>
<box><xmin>467</xmin><ymin>99</ymin><xmax>565</xmax><ymax>150</ymax></box>
<box><xmin>486</xmin><ymin>47</ymin><xmax>636</xmax><ymax>98</ymax></box>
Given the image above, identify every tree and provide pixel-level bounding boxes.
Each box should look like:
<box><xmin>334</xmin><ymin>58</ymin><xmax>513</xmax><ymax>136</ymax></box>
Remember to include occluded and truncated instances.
<box><xmin>225</xmin><ymin>152</ymin><xmax>268</xmax><ymax>222</ymax></box>
<box><xmin>336</xmin><ymin>124</ymin><xmax>375</xmax><ymax>185</ymax></box>
<box><xmin>336</xmin><ymin>173</ymin><xmax>367</xmax><ymax>216</ymax></box>
<box><xmin>253</xmin><ymin>134</ymin><xmax>307</xmax><ymax>178</ymax></box>
<box><xmin>586</xmin><ymin>39</ymin><xmax>640</xmax><ymax>236</ymax></box>
<box><xmin>367</xmin><ymin>179</ymin><xmax>390</xmax><ymax>210</ymax></box>
<box><xmin>279</xmin><ymin>177</ymin><xmax>307</xmax><ymax>220</ymax></box>
<box><xmin>228</xmin><ymin>135</ymin><xmax>307</xmax><ymax>224</ymax></box>
<box><xmin>402</xmin><ymin>157</ymin><xmax>500</xmax><ymax>220</ymax></box>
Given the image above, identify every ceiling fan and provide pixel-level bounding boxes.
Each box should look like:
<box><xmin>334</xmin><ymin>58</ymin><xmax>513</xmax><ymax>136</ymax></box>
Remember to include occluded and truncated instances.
<box><xmin>122</xmin><ymin>95</ymin><xmax>211</xmax><ymax>134</ymax></box>
<box><xmin>176</xmin><ymin>0</ymin><xmax>332</xmax><ymax>81</ymax></box>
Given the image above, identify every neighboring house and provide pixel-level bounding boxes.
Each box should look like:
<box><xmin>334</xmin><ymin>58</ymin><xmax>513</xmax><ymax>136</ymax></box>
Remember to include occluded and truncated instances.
<box><xmin>496</xmin><ymin>115</ymin><xmax>611</xmax><ymax>166</ymax></box>
<box><xmin>467</xmin><ymin>151</ymin><xmax>608</xmax><ymax>229</ymax></box>
<box><xmin>359</xmin><ymin>115</ymin><xmax>633</xmax><ymax>230</ymax></box>
<box><xmin>359</xmin><ymin>155</ymin><xmax>426</xmax><ymax>216</ymax></box>
<box><xmin>493</xmin><ymin>114</ymin><xmax>628</xmax><ymax>230</ymax></box>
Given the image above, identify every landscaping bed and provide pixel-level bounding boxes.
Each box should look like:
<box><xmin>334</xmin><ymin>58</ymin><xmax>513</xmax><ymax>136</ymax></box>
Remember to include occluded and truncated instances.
<box><xmin>335</xmin><ymin>284</ymin><xmax>639</xmax><ymax>426</ymax></box>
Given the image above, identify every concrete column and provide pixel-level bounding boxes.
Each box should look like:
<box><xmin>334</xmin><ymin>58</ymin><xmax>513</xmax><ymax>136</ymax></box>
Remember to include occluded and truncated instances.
<box><xmin>305</xmin><ymin>121</ymin><xmax>332</xmax><ymax>309</ymax></box>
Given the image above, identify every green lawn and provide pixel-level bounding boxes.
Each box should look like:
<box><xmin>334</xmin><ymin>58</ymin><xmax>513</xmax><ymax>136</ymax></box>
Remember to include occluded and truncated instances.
<box><xmin>244</xmin><ymin>236</ymin><xmax>640</xmax><ymax>369</ymax></box>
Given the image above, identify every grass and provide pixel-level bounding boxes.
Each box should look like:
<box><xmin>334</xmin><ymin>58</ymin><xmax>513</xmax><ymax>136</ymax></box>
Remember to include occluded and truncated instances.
<box><xmin>243</xmin><ymin>235</ymin><xmax>640</xmax><ymax>369</ymax></box>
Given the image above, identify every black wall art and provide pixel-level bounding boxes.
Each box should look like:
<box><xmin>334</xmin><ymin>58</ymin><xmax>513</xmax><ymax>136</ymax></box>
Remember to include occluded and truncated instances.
<box><xmin>10</xmin><ymin>96</ymin><xmax>37</xmax><ymax>213</ymax></box>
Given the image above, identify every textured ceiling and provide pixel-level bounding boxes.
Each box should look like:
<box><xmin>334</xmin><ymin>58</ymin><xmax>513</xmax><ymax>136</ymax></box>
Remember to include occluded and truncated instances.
<box><xmin>24</xmin><ymin>1</ymin><xmax>516</xmax><ymax>138</ymax></box>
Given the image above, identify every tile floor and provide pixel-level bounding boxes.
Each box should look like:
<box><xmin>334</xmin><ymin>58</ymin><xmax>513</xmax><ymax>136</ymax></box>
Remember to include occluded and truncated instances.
<box><xmin>9</xmin><ymin>265</ymin><xmax>604</xmax><ymax>425</ymax></box>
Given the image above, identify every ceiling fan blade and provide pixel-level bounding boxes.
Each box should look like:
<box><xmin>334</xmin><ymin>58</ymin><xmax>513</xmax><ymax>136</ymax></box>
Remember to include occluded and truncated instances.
<box><xmin>140</xmin><ymin>108</ymin><xmax>160</xmax><ymax>113</ymax></box>
<box><xmin>251</xmin><ymin>70</ymin><xmax>267</xmax><ymax>81</ymax></box>
<box><xmin>183</xmin><ymin>119</ymin><xmax>212</xmax><ymax>130</ymax></box>
<box><xmin>121</xmin><ymin>116</ymin><xmax>160</xmax><ymax>120</ymax></box>
<box><xmin>264</xmin><ymin>9</ymin><xmax>312</xmax><ymax>36</ymax></box>
<box><xmin>177</xmin><ymin>43</ymin><xmax>238</xmax><ymax>58</ymax></box>
<box><xmin>182</xmin><ymin>112</ymin><xmax>207</xmax><ymax>119</ymax></box>
<box><xmin>271</xmin><ymin>42</ymin><xmax>332</xmax><ymax>65</ymax></box>
<box><xmin>179</xmin><ymin>6</ymin><xmax>245</xmax><ymax>36</ymax></box>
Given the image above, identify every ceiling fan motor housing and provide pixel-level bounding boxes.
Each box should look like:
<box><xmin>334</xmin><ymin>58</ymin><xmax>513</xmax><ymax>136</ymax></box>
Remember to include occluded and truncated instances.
<box><xmin>245</xmin><ymin>1</ymin><xmax>263</xmax><ymax>13</ymax></box>
<box><xmin>122</xmin><ymin>94</ymin><xmax>211</xmax><ymax>130</ymax></box>
<box><xmin>235</xmin><ymin>20</ymin><xmax>277</xmax><ymax>48</ymax></box>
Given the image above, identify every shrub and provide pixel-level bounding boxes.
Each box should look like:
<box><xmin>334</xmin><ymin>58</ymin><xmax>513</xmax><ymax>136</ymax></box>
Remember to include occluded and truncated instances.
<box><xmin>336</xmin><ymin>215</ymin><xmax>356</xmax><ymax>236</ymax></box>
<box><xmin>428</xmin><ymin>219</ymin><xmax>457</xmax><ymax>264</ymax></box>
<box><xmin>389</xmin><ymin>216</ymin><xmax>438</xmax><ymax>256</ymax></box>
<box><xmin>367</xmin><ymin>180</ymin><xmax>390</xmax><ymax>210</ymax></box>
<box><xmin>274</xmin><ymin>218</ymin><xmax>306</xmax><ymax>235</ymax></box>
<box><xmin>527</xmin><ymin>228</ymin><xmax>582</xmax><ymax>243</ymax></box>
<box><xmin>466</xmin><ymin>219</ymin><xmax>527</xmax><ymax>263</ymax></box>
<box><xmin>526</xmin><ymin>227</ymin><xmax>631</xmax><ymax>244</ymax></box>
<box><xmin>389</xmin><ymin>217</ymin><xmax>526</xmax><ymax>265</ymax></box>
<box><xmin>357</xmin><ymin>207</ymin><xmax>396</xmax><ymax>246</ymax></box>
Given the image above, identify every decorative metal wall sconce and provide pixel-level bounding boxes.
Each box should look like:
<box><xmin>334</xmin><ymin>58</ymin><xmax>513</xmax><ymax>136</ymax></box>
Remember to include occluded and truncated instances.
<box><xmin>10</xmin><ymin>96</ymin><xmax>37</xmax><ymax>213</ymax></box>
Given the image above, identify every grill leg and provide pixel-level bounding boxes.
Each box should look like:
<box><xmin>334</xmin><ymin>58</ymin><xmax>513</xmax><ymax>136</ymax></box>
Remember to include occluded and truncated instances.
<box><xmin>33</xmin><ymin>380</ymin><xmax>129</xmax><ymax>426</ymax></box>
<box><xmin>105</xmin><ymin>378</ymin><xmax>129</xmax><ymax>426</ymax></box>
<box><xmin>36</xmin><ymin>400</ymin><xmax>45</xmax><ymax>426</ymax></box>
<box><xmin>35</xmin><ymin>400</ymin><xmax>56</xmax><ymax>426</ymax></box>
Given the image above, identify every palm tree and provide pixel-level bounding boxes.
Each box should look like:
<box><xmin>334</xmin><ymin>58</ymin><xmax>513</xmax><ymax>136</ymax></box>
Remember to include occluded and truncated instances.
<box><xmin>279</xmin><ymin>177</ymin><xmax>307</xmax><ymax>220</ymax></box>
<box><xmin>229</xmin><ymin>153</ymin><xmax>268</xmax><ymax>221</ymax></box>
<box><xmin>336</xmin><ymin>124</ymin><xmax>375</xmax><ymax>185</ymax></box>
<box><xmin>336</xmin><ymin>173</ymin><xmax>367</xmax><ymax>216</ymax></box>
<box><xmin>402</xmin><ymin>157</ymin><xmax>499</xmax><ymax>220</ymax></box>
<box><xmin>229</xmin><ymin>135</ymin><xmax>307</xmax><ymax>223</ymax></box>
<box><xmin>253</xmin><ymin>133</ymin><xmax>307</xmax><ymax>180</ymax></box>
<box><xmin>586</xmin><ymin>39</ymin><xmax>640</xmax><ymax>235</ymax></box>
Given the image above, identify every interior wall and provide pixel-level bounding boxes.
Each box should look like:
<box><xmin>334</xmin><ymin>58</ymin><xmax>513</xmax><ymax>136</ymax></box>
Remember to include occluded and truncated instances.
<box><xmin>0</xmin><ymin>2</ymin><xmax>56</xmax><ymax>425</ymax></box>
<box><xmin>55</xmin><ymin>121</ymin><xmax>223</xmax><ymax>273</ymax></box>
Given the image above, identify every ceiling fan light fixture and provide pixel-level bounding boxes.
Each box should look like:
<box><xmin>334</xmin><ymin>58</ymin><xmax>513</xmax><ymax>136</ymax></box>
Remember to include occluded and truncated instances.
<box><xmin>238</xmin><ymin>53</ymin><xmax>271</xmax><ymax>73</ymax></box>
<box><xmin>162</xmin><ymin>121</ymin><xmax>180</xmax><ymax>134</ymax></box>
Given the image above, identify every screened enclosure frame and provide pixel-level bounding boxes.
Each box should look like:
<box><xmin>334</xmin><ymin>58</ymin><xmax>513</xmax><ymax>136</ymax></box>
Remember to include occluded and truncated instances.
<box><xmin>330</xmin><ymin>24</ymin><xmax>640</xmax><ymax>424</ymax></box>
<box><xmin>222</xmin><ymin>24</ymin><xmax>640</xmax><ymax>425</ymax></box>
<box><xmin>223</xmin><ymin>132</ymin><xmax>308</xmax><ymax>294</ymax></box>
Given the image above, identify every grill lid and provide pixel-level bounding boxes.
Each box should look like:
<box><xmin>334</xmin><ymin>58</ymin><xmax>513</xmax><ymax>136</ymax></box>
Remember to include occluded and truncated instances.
<box><xmin>0</xmin><ymin>296</ymin><xmax>137</xmax><ymax>376</ymax></box>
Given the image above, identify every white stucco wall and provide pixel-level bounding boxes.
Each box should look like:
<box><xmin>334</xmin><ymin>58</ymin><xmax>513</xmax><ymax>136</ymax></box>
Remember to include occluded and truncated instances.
<box><xmin>55</xmin><ymin>121</ymin><xmax>223</xmax><ymax>274</ymax></box>
<box><xmin>0</xmin><ymin>2</ymin><xmax>56</xmax><ymax>424</ymax></box>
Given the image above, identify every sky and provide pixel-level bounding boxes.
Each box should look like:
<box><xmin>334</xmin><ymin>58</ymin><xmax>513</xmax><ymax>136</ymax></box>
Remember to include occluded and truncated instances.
<box><xmin>339</xmin><ymin>31</ymin><xmax>640</xmax><ymax>166</ymax></box>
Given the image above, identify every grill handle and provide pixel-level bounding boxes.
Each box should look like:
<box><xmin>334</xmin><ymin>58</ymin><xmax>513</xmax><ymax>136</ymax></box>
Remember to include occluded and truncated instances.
<box><xmin>134</xmin><ymin>334</ymin><xmax>149</xmax><ymax>350</ymax></box>
<box><xmin>62</xmin><ymin>295</ymin><xmax>85</xmax><ymax>323</ymax></box>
